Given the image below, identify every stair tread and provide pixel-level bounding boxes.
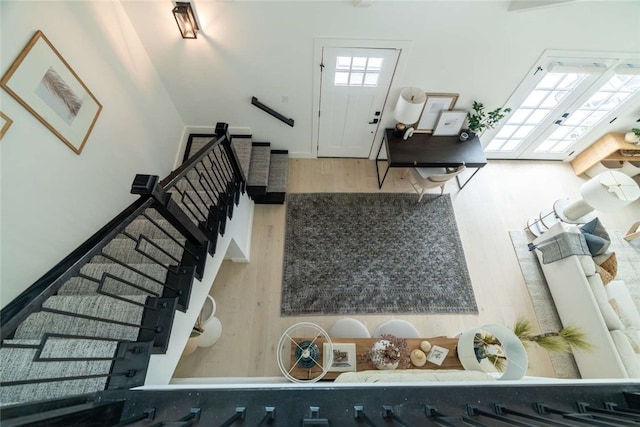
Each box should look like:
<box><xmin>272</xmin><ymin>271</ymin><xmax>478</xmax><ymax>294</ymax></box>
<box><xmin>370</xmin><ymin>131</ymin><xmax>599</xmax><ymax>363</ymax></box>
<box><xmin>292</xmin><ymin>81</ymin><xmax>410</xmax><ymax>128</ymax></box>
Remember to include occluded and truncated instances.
<box><xmin>231</xmin><ymin>138</ymin><xmax>252</xmax><ymax>178</ymax></box>
<box><xmin>14</xmin><ymin>311</ymin><xmax>140</xmax><ymax>342</ymax></box>
<box><xmin>41</xmin><ymin>294</ymin><xmax>147</xmax><ymax>321</ymax></box>
<box><xmin>123</xmin><ymin>217</ymin><xmax>185</xmax><ymax>240</ymax></box>
<box><xmin>58</xmin><ymin>262</ymin><xmax>166</xmax><ymax>297</ymax></box>
<box><xmin>266</xmin><ymin>152</ymin><xmax>289</xmax><ymax>193</ymax></box>
<box><xmin>247</xmin><ymin>145</ymin><xmax>271</xmax><ymax>187</ymax></box>
<box><xmin>0</xmin><ymin>345</ymin><xmax>112</xmax><ymax>406</ymax></box>
<box><xmin>103</xmin><ymin>237</ymin><xmax>185</xmax><ymax>266</ymax></box>
<box><xmin>187</xmin><ymin>136</ymin><xmax>215</xmax><ymax>159</ymax></box>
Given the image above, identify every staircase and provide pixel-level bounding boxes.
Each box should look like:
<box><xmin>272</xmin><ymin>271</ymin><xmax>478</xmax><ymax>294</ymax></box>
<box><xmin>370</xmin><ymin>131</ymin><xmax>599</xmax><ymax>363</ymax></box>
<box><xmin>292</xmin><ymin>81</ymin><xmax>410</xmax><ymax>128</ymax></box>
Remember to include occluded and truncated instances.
<box><xmin>185</xmin><ymin>133</ymin><xmax>289</xmax><ymax>204</ymax></box>
<box><xmin>0</xmin><ymin>127</ymin><xmax>245</xmax><ymax>407</ymax></box>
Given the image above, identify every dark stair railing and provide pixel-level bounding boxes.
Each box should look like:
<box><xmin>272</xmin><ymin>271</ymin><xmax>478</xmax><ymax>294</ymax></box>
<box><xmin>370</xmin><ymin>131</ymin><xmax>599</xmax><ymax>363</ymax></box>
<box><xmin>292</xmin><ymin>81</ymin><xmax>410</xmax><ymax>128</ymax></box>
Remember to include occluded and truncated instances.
<box><xmin>0</xmin><ymin>123</ymin><xmax>244</xmax><ymax>407</ymax></box>
<box><xmin>4</xmin><ymin>382</ymin><xmax>640</xmax><ymax>427</ymax></box>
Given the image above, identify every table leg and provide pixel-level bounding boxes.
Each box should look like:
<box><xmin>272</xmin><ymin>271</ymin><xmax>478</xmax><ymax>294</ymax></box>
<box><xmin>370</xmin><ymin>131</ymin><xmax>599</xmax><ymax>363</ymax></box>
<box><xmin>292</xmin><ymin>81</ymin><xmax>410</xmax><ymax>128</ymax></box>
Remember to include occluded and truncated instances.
<box><xmin>455</xmin><ymin>167</ymin><xmax>482</xmax><ymax>190</ymax></box>
<box><xmin>376</xmin><ymin>160</ymin><xmax>390</xmax><ymax>189</ymax></box>
<box><xmin>375</xmin><ymin>136</ymin><xmax>389</xmax><ymax>189</ymax></box>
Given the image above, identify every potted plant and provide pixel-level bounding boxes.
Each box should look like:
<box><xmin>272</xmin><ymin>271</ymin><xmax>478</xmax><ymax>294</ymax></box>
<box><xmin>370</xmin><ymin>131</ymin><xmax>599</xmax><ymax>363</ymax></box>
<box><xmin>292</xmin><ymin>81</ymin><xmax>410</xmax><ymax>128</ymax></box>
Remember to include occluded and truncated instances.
<box><xmin>472</xmin><ymin>318</ymin><xmax>591</xmax><ymax>371</ymax></box>
<box><xmin>362</xmin><ymin>334</ymin><xmax>410</xmax><ymax>370</ymax></box>
<box><xmin>461</xmin><ymin>101</ymin><xmax>512</xmax><ymax>141</ymax></box>
<box><xmin>624</xmin><ymin>128</ymin><xmax>640</xmax><ymax>144</ymax></box>
<box><xmin>182</xmin><ymin>321</ymin><xmax>204</xmax><ymax>357</ymax></box>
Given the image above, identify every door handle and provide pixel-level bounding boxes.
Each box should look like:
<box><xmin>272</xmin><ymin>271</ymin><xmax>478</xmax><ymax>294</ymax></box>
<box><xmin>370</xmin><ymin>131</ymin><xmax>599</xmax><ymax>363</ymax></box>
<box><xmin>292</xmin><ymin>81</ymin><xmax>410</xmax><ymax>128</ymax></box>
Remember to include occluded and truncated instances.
<box><xmin>368</xmin><ymin>118</ymin><xmax>379</xmax><ymax>124</ymax></box>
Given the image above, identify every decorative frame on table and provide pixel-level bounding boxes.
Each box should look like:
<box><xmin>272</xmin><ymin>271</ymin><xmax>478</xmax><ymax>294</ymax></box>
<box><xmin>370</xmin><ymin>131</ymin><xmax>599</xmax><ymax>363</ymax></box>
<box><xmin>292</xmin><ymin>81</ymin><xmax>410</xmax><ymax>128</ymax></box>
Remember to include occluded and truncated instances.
<box><xmin>426</xmin><ymin>345</ymin><xmax>449</xmax><ymax>366</ymax></box>
<box><xmin>0</xmin><ymin>30</ymin><xmax>102</xmax><ymax>155</ymax></box>
<box><xmin>0</xmin><ymin>112</ymin><xmax>13</xmax><ymax>139</ymax></box>
<box><xmin>323</xmin><ymin>342</ymin><xmax>356</xmax><ymax>372</ymax></box>
<box><xmin>415</xmin><ymin>93</ymin><xmax>459</xmax><ymax>133</ymax></box>
<box><xmin>432</xmin><ymin>110</ymin><xmax>467</xmax><ymax>136</ymax></box>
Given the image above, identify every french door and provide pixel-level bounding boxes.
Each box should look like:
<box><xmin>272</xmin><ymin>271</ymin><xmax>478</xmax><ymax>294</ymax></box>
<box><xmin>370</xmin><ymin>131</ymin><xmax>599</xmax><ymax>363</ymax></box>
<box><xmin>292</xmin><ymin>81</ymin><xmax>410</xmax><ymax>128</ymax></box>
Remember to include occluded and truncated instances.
<box><xmin>317</xmin><ymin>47</ymin><xmax>399</xmax><ymax>158</ymax></box>
<box><xmin>484</xmin><ymin>53</ymin><xmax>640</xmax><ymax>160</ymax></box>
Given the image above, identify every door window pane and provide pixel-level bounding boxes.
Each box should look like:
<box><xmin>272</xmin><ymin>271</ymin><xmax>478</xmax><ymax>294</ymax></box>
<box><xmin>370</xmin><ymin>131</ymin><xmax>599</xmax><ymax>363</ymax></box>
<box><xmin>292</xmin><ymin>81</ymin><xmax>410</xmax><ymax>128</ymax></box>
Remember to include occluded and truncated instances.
<box><xmin>333</xmin><ymin>56</ymin><xmax>384</xmax><ymax>87</ymax></box>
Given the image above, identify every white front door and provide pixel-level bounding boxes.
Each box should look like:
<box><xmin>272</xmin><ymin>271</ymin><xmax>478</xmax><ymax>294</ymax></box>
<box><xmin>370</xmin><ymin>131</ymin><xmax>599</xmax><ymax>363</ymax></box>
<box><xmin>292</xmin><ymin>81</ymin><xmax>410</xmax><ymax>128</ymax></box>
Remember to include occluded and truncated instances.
<box><xmin>317</xmin><ymin>47</ymin><xmax>399</xmax><ymax>158</ymax></box>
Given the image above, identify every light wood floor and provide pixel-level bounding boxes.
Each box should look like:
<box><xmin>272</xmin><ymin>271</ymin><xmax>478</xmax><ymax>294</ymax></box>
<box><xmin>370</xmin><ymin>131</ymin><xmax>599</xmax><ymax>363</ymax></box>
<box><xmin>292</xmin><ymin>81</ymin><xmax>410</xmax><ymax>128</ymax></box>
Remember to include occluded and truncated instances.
<box><xmin>173</xmin><ymin>159</ymin><xmax>640</xmax><ymax>379</ymax></box>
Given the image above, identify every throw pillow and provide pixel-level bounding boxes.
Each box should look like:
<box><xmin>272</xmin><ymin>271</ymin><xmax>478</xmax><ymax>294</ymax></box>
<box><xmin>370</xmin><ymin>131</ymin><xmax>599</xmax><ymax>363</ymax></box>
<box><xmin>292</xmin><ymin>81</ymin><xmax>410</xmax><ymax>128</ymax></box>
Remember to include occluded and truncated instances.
<box><xmin>587</xmin><ymin>274</ymin><xmax>624</xmax><ymax>331</ymax></box>
<box><xmin>599</xmin><ymin>252</ymin><xmax>618</xmax><ymax>279</ymax></box>
<box><xmin>610</xmin><ymin>330</ymin><xmax>640</xmax><ymax>377</ymax></box>
<box><xmin>579</xmin><ymin>218</ymin><xmax>611</xmax><ymax>256</ymax></box>
<box><xmin>598</xmin><ymin>266</ymin><xmax>614</xmax><ymax>285</ymax></box>
<box><xmin>605</xmin><ymin>280</ymin><xmax>640</xmax><ymax>329</ymax></box>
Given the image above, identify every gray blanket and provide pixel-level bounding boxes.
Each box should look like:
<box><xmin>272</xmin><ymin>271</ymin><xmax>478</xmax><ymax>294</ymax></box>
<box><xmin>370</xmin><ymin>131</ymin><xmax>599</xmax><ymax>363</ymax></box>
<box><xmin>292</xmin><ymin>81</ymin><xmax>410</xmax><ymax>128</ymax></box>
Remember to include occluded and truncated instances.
<box><xmin>528</xmin><ymin>232</ymin><xmax>591</xmax><ymax>264</ymax></box>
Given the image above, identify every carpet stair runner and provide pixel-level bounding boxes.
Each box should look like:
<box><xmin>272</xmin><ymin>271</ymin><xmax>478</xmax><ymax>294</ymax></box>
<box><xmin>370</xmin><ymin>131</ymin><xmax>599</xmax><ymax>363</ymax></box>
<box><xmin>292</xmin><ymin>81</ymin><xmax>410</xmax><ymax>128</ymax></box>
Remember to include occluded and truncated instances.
<box><xmin>185</xmin><ymin>134</ymin><xmax>289</xmax><ymax>204</ymax></box>
<box><xmin>0</xmin><ymin>149</ymin><xmax>235</xmax><ymax>406</ymax></box>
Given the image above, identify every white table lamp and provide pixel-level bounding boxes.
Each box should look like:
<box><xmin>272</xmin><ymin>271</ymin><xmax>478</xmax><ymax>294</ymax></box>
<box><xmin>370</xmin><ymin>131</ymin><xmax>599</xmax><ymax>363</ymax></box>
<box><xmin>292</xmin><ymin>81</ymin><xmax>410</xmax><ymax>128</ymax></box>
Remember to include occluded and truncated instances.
<box><xmin>556</xmin><ymin>170</ymin><xmax>640</xmax><ymax>223</ymax></box>
<box><xmin>394</xmin><ymin>87</ymin><xmax>426</xmax><ymax>127</ymax></box>
<box><xmin>457</xmin><ymin>324</ymin><xmax>528</xmax><ymax>380</ymax></box>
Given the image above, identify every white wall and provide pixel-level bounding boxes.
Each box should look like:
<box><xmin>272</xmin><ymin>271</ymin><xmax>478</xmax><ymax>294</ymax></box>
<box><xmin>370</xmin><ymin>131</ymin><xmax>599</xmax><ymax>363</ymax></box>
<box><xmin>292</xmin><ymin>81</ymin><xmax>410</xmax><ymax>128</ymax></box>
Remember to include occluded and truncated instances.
<box><xmin>122</xmin><ymin>1</ymin><xmax>640</xmax><ymax>158</ymax></box>
<box><xmin>0</xmin><ymin>1</ymin><xmax>185</xmax><ymax>307</ymax></box>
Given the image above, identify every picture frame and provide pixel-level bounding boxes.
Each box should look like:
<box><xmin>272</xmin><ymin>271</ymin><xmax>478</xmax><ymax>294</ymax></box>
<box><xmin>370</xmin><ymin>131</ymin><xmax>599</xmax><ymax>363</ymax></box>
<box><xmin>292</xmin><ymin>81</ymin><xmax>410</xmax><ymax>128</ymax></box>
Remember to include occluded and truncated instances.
<box><xmin>432</xmin><ymin>110</ymin><xmax>467</xmax><ymax>136</ymax></box>
<box><xmin>415</xmin><ymin>93</ymin><xmax>459</xmax><ymax>133</ymax></box>
<box><xmin>0</xmin><ymin>112</ymin><xmax>13</xmax><ymax>140</ymax></box>
<box><xmin>0</xmin><ymin>30</ymin><xmax>102</xmax><ymax>154</ymax></box>
<box><xmin>323</xmin><ymin>343</ymin><xmax>357</xmax><ymax>372</ymax></box>
<box><xmin>426</xmin><ymin>345</ymin><xmax>449</xmax><ymax>366</ymax></box>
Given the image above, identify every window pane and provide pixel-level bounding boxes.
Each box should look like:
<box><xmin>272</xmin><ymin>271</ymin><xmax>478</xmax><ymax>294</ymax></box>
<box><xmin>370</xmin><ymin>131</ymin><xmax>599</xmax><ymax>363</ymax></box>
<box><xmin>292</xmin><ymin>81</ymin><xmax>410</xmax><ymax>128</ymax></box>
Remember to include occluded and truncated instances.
<box><xmin>522</xmin><ymin>90</ymin><xmax>548</xmax><ymax>108</ymax></box>
<box><xmin>486</xmin><ymin>139</ymin><xmax>506</xmax><ymax>151</ymax></box>
<box><xmin>525</xmin><ymin>109</ymin><xmax>551</xmax><ymax>125</ymax></box>
<box><xmin>349</xmin><ymin>72</ymin><xmax>364</xmax><ymax>86</ymax></box>
<box><xmin>557</xmin><ymin>73</ymin><xmax>584</xmax><ymax>90</ymax></box>
<box><xmin>538</xmin><ymin>73</ymin><xmax>563</xmax><ymax>89</ymax></box>
<box><xmin>513</xmin><ymin>125</ymin><xmax>535</xmax><ymax>139</ymax></box>
<box><xmin>367</xmin><ymin>57</ymin><xmax>383</xmax><ymax>71</ymax></box>
<box><xmin>535</xmin><ymin>139</ymin><xmax>555</xmax><ymax>152</ymax></box>
<box><xmin>562</xmin><ymin>110</ymin><xmax>590</xmax><ymax>126</ymax></box>
<box><xmin>549</xmin><ymin>126</ymin><xmax>572</xmax><ymax>139</ymax></box>
<box><xmin>540</xmin><ymin>91</ymin><xmax>566</xmax><ymax>108</ymax></box>
<box><xmin>336</xmin><ymin>57</ymin><xmax>351</xmax><ymax>70</ymax></box>
<box><xmin>334</xmin><ymin>72</ymin><xmax>349</xmax><ymax>86</ymax></box>
<box><xmin>363</xmin><ymin>72</ymin><xmax>379</xmax><ymax>87</ymax></box>
<box><xmin>496</xmin><ymin>125</ymin><xmax>518</xmax><ymax>138</ymax></box>
<box><xmin>502</xmin><ymin>139</ymin><xmax>522</xmax><ymax>151</ymax></box>
<box><xmin>352</xmin><ymin>57</ymin><xmax>367</xmax><ymax>71</ymax></box>
<box><xmin>506</xmin><ymin>109</ymin><xmax>533</xmax><ymax>124</ymax></box>
<box><xmin>583</xmin><ymin>110</ymin><xmax>607</xmax><ymax>126</ymax></box>
<box><xmin>552</xmin><ymin>140</ymin><xmax>574</xmax><ymax>152</ymax></box>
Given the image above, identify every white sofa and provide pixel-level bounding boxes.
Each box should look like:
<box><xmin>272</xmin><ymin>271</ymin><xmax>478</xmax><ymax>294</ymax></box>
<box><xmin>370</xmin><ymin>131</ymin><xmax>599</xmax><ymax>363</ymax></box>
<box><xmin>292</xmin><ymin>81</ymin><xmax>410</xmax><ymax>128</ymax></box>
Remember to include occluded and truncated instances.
<box><xmin>532</xmin><ymin>222</ymin><xmax>640</xmax><ymax>378</ymax></box>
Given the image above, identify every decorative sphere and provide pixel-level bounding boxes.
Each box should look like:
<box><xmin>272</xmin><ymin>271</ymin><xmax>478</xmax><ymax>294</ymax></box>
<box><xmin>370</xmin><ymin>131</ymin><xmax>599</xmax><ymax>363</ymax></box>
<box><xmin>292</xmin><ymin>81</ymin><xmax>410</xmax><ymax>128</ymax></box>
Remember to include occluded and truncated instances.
<box><xmin>420</xmin><ymin>340</ymin><xmax>432</xmax><ymax>353</ymax></box>
<box><xmin>410</xmin><ymin>349</ymin><xmax>427</xmax><ymax>367</ymax></box>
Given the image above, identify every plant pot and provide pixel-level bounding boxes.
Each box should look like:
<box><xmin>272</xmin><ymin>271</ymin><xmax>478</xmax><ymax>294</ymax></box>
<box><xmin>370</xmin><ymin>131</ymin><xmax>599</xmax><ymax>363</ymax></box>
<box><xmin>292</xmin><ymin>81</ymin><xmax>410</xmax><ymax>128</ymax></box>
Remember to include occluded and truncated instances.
<box><xmin>370</xmin><ymin>339</ymin><xmax>400</xmax><ymax>370</ymax></box>
<box><xmin>198</xmin><ymin>295</ymin><xmax>222</xmax><ymax>347</ymax></box>
<box><xmin>625</xmin><ymin>132</ymin><xmax>640</xmax><ymax>144</ymax></box>
<box><xmin>182</xmin><ymin>335</ymin><xmax>199</xmax><ymax>356</ymax></box>
<box><xmin>459</xmin><ymin>130</ymin><xmax>477</xmax><ymax>142</ymax></box>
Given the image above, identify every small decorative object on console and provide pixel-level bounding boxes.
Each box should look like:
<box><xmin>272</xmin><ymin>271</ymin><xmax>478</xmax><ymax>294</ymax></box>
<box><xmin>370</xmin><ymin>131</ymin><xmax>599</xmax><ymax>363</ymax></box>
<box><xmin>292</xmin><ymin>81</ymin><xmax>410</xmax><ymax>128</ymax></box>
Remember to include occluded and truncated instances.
<box><xmin>410</xmin><ymin>349</ymin><xmax>427</xmax><ymax>367</ymax></box>
<box><xmin>363</xmin><ymin>334</ymin><xmax>410</xmax><ymax>370</ymax></box>
<box><xmin>426</xmin><ymin>345</ymin><xmax>449</xmax><ymax>366</ymax></box>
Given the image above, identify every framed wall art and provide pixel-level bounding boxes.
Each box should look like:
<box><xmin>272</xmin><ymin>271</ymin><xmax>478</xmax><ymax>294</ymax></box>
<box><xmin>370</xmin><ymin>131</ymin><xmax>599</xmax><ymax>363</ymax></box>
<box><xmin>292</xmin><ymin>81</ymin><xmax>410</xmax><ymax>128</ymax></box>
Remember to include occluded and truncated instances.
<box><xmin>0</xmin><ymin>30</ymin><xmax>102</xmax><ymax>154</ymax></box>
<box><xmin>432</xmin><ymin>110</ymin><xmax>467</xmax><ymax>136</ymax></box>
<box><xmin>0</xmin><ymin>112</ymin><xmax>13</xmax><ymax>139</ymax></box>
<box><xmin>415</xmin><ymin>93</ymin><xmax>459</xmax><ymax>133</ymax></box>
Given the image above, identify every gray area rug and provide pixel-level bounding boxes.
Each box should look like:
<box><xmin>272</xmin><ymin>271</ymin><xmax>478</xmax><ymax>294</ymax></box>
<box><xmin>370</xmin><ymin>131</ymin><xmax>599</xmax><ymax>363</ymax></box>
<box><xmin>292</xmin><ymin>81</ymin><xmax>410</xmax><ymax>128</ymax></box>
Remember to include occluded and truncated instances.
<box><xmin>510</xmin><ymin>229</ymin><xmax>640</xmax><ymax>379</ymax></box>
<box><xmin>281</xmin><ymin>193</ymin><xmax>477</xmax><ymax>315</ymax></box>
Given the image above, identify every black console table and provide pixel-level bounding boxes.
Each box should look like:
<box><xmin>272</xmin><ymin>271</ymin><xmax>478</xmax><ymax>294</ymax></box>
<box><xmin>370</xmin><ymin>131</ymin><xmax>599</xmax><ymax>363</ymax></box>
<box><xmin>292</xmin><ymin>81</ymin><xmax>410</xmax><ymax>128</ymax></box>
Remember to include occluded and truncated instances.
<box><xmin>376</xmin><ymin>129</ymin><xmax>488</xmax><ymax>190</ymax></box>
